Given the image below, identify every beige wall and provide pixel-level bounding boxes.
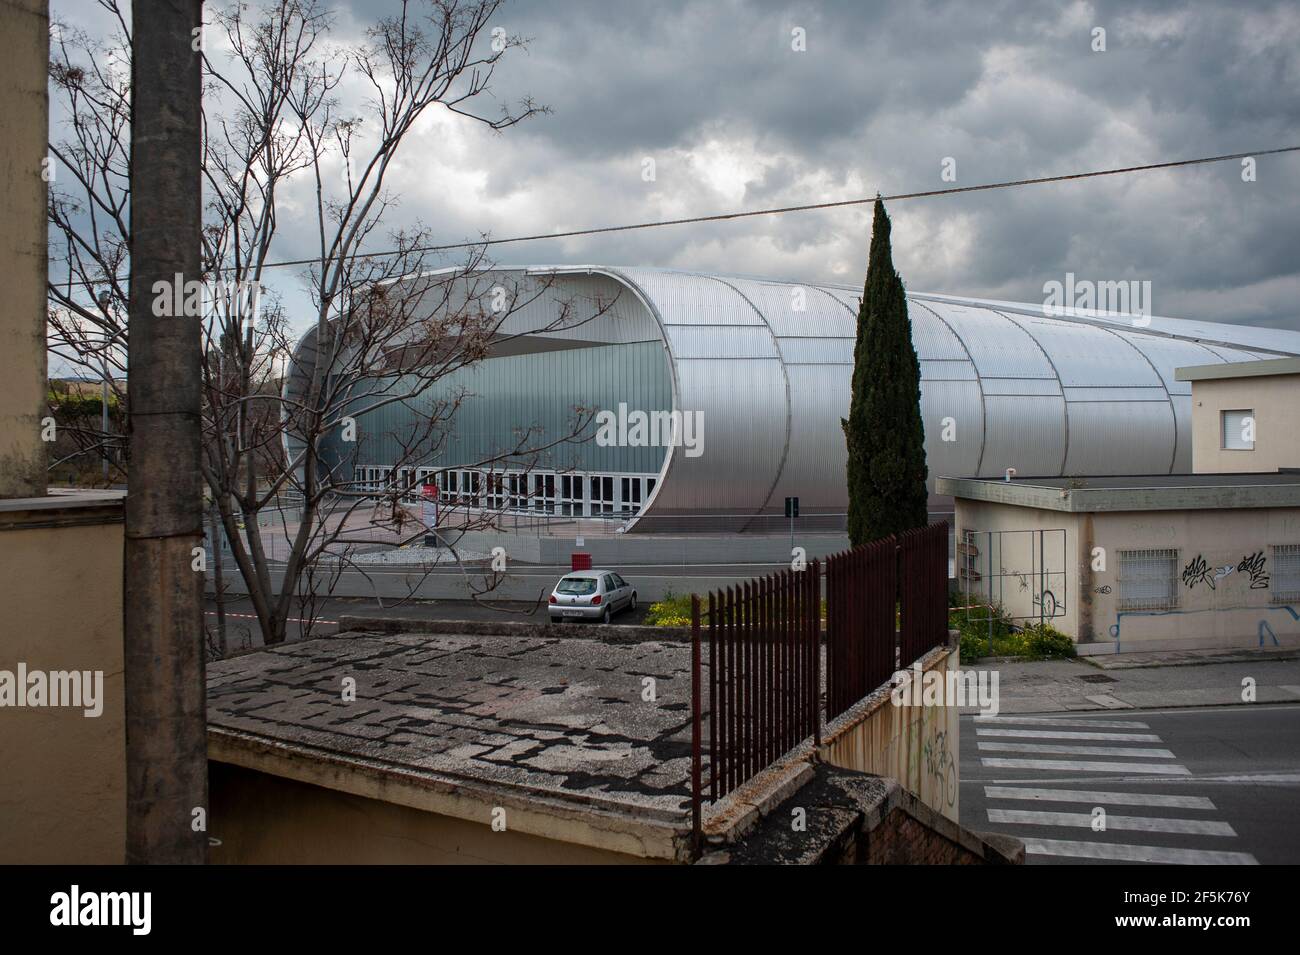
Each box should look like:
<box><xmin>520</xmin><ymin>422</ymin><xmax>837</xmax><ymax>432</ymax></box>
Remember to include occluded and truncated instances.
<box><xmin>954</xmin><ymin>500</ymin><xmax>1083</xmax><ymax>636</ymax></box>
<box><xmin>1087</xmin><ymin>507</ymin><xmax>1300</xmax><ymax>650</ymax></box>
<box><xmin>1190</xmin><ymin>375</ymin><xmax>1300</xmax><ymax>474</ymax></box>
<box><xmin>819</xmin><ymin>646</ymin><xmax>962</xmax><ymax>823</ymax></box>
<box><xmin>0</xmin><ymin>0</ymin><xmax>49</xmax><ymax>498</ymax></box>
<box><xmin>208</xmin><ymin>762</ymin><xmax>666</xmax><ymax>865</ymax></box>
<box><xmin>0</xmin><ymin>498</ymin><xmax>126</xmax><ymax>863</ymax></box>
<box><xmin>956</xmin><ymin>498</ymin><xmax>1300</xmax><ymax>651</ymax></box>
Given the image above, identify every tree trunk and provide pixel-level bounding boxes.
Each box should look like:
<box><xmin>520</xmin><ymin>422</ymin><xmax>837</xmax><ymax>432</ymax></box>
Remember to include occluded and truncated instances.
<box><xmin>123</xmin><ymin>0</ymin><xmax>208</xmax><ymax>865</ymax></box>
<box><xmin>209</xmin><ymin>496</ymin><xmax>228</xmax><ymax>657</ymax></box>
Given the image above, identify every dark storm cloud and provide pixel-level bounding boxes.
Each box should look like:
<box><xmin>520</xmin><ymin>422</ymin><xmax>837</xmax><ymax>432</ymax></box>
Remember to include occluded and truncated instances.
<box><xmin>50</xmin><ymin>0</ymin><xmax>1300</xmax><ymax>333</ymax></box>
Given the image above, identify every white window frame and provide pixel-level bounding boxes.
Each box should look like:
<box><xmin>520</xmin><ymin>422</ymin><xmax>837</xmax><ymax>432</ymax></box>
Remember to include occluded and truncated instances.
<box><xmin>1221</xmin><ymin>409</ymin><xmax>1255</xmax><ymax>451</ymax></box>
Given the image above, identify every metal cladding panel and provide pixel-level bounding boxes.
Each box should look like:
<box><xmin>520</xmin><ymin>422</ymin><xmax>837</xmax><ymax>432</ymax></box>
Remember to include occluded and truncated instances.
<box><xmin>1170</xmin><ymin>394</ymin><xmax>1194</xmax><ymax>471</ymax></box>
<box><xmin>920</xmin><ymin>379</ymin><xmax>984</xmax><ymax>481</ymax></box>
<box><xmin>920</xmin><ymin>359</ymin><xmax>977</xmax><ymax>381</ymax></box>
<box><xmin>1112</xmin><ymin>332</ymin><xmax>1227</xmax><ymax>395</ymax></box>
<box><xmin>909</xmin><ymin>301</ymin><xmax>972</xmax><ymax>360</ymax></box>
<box><xmin>1063</xmin><ymin>387</ymin><xmax>1170</xmax><ymax>403</ymax></box>
<box><xmin>286</xmin><ymin>267</ymin><xmax>1300</xmax><ymax>525</ymax></box>
<box><xmin>922</xmin><ymin>300</ymin><xmax>1056</xmax><ymax>379</ymax></box>
<box><xmin>652</xmin><ymin>358</ymin><xmax>788</xmax><ymax>512</ymax></box>
<box><xmin>780</xmin><ymin>338</ymin><xmax>854</xmax><ymax>364</ymax></box>
<box><xmin>910</xmin><ymin>292</ymin><xmax>1300</xmax><ymax>356</ymax></box>
<box><xmin>772</xmin><ymin>364</ymin><xmax>853</xmax><ymax>507</ymax></box>
<box><xmin>1199</xmin><ymin>343</ymin><xmax>1277</xmax><ymax>363</ymax></box>
<box><xmin>669</xmin><ymin>324</ymin><xmax>779</xmax><ymax>359</ymax></box>
<box><xmin>1063</xmin><ymin>399</ymin><xmax>1176</xmax><ymax>474</ymax></box>
<box><xmin>1003</xmin><ymin>314</ymin><xmax>1163</xmax><ymax>387</ymax></box>
<box><xmin>810</xmin><ymin>286</ymin><xmax>863</xmax><ymax>323</ymax></box>
<box><xmin>613</xmin><ymin>268</ymin><xmax>765</xmax><ymax>327</ymax></box>
<box><xmin>981</xmin><ymin>378</ymin><xmax>1062</xmax><ymax>397</ymax></box>
<box><xmin>708</xmin><ymin>275</ymin><xmax>855</xmax><ymax>339</ymax></box>
<box><xmin>384</xmin><ymin>269</ymin><xmax>660</xmax><ymax>347</ymax></box>
<box><xmin>979</xmin><ymin>395</ymin><xmax>1066</xmax><ymax>477</ymax></box>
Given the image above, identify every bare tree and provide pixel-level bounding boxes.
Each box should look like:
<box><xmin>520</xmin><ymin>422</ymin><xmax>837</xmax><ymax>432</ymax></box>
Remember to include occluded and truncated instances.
<box><xmin>49</xmin><ymin>0</ymin><xmax>612</xmax><ymax>652</ymax></box>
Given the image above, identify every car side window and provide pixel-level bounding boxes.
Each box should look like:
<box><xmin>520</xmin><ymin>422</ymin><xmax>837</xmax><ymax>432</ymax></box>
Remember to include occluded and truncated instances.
<box><xmin>613</xmin><ymin>574</ymin><xmax>626</xmax><ymax>588</ymax></box>
<box><xmin>604</xmin><ymin>575</ymin><xmax>616</xmax><ymax>591</ymax></box>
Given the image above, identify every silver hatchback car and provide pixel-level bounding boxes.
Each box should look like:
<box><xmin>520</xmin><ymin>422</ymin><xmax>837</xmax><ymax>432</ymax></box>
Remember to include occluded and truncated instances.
<box><xmin>548</xmin><ymin>569</ymin><xmax>637</xmax><ymax>624</ymax></box>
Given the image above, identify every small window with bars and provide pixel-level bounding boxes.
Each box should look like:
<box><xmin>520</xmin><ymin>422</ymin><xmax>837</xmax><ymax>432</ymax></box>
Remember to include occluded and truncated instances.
<box><xmin>1118</xmin><ymin>548</ymin><xmax>1180</xmax><ymax>611</ymax></box>
<box><xmin>1221</xmin><ymin>409</ymin><xmax>1255</xmax><ymax>450</ymax></box>
<box><xmin>1273</xmin><ymin>544</ymin><xmax>1300</xmax><ymax>604</ymax></box>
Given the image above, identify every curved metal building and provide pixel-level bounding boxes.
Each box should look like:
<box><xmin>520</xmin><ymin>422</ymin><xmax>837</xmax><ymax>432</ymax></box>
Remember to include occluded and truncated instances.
<box><xmin>287</xmin><ymin>266</ymin><xmax>1300</xmax><ymax>531</ymax></box>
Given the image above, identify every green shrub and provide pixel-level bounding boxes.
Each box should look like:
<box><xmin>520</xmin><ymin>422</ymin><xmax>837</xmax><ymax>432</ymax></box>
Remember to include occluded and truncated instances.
<box><xmin>1021</xmin><ymin>622</ymin><xmax>1076</xmax><ymax>660</ymax></box>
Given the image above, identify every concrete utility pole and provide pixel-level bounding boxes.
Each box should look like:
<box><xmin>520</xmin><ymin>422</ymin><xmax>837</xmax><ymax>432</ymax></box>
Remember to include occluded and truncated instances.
<box><xmin>123</xmin><ymin>0</ymin><xmax>207</xmax><ymax>864</ymax></box>
<box><xmin>0</xmin><ymin>0</ymin><xmax>49</xmax><ymax>500</ymax></box>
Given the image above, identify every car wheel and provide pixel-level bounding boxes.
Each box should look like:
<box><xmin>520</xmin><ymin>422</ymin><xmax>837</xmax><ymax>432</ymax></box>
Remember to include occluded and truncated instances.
<box><xmin>602</xmin><ymin>606</ymin><xmax>613</xmax><ymax>625</ymax></box>
<box><xmin>629</xmin><ymin>592</ymin><xmax>637</xmax><ymax>611</ymax></box>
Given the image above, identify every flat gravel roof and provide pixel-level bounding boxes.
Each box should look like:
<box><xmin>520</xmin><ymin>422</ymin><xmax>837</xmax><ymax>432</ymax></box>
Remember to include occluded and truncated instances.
<box><xmin>207</xmin><ymin>630</ymin><xmax>696</xmax><ymax>820</ymax></box>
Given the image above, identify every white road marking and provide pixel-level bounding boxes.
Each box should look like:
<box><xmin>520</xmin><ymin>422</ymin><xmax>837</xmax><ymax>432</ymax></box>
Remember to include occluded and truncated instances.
<box><xmin>978</xmin><ymin>741</ymin><xmax>1176</xmax><ymax>759</ymax></box>
<box><xmin>1023</xmin><ymin>838</ymin><xmax>1258</xmax><ymax>865</ymax></box>
<box><xmin>981</xmin><ymin>757</ymin><xmax>1191</xmax><ymax>775</ymax></box>
<box><xmin>988</xmin><ymin>809</ymin><xmax>1236</xmax><ymax>836</ymax></box>
<box><xmin>973</xmin><ymin>716</ymin><xmax>1150</xmax><ymax>729</ymax></box>
<box><xmin>984</xmin><ymin>786</ymin><xmax>1217</xmax><ymax>810</ymax></box>
<box><xmin>976</xmin><ymin>728</ymin><xmax>1162</xmax><ymax>742</ymax></box>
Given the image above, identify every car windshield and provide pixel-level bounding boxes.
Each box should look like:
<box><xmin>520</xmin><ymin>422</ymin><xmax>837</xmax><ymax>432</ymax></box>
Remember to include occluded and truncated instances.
<box><xmin>557</xmin><ymin>577</ymin><xmax>598</xmax><ymax>595</ymax></box>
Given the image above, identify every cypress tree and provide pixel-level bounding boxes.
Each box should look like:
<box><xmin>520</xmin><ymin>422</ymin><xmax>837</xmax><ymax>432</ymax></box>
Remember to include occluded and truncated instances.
<box><xmin>843</xmin><ymin>198</ymin><xmax>929</xmax><ymax>545</ymax></box>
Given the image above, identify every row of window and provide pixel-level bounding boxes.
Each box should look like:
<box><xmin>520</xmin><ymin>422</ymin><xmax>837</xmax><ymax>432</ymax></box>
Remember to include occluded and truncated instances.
<box><xmin>1117</xmin><ymin>544</ymin><xmax>1300</xmax><ymax>610</ymax></box>
<box><xmin>350</xmin><ymin>466</ymin><xmax>658</xmax><ymax>518</ymax></box>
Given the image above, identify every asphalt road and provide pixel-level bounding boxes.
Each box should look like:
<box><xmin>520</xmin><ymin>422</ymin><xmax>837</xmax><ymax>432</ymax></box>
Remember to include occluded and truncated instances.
<box><xmin>959</xmin><ymin>703</ymin><xmax>1300</xmax><ymax>865</ymax></box>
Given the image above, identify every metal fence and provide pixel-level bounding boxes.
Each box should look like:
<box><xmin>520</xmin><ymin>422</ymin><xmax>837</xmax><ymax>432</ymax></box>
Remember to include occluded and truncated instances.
<box><xmin>899</xmin><ymin>522</ymin><xmax>953</xmax><ymax>668</ymax></box>
<box><xmin>825</xmin><ymin>537</ymin><xmax>896</xmax><ymax>722</ymax></box>
<box><xmin>689</xmin><ymin>565</ymin><xmax>822</xmax><ymax>832</ymax></box>
<box><xmin>689</xmin><ymin>521</ymin><xmax>951</xmax><ymax>850</ymax></box>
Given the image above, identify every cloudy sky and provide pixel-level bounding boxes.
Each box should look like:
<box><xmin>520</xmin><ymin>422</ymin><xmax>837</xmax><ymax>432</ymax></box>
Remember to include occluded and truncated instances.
<box><xmin>53</xmin><ymin>0</ymin><xmax>1300</xmax><ymax>336</ymax></box>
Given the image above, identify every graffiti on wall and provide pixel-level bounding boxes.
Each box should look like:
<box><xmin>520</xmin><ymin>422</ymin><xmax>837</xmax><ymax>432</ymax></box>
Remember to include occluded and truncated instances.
<box><xmin>1182</xmin><ymin>551</ymin><xmax>1271</xmax><ymax>592</ymax></box>
<box><xmin>922</xmin><ymin>728</ymin><xmax>957</xmax><ymax>810</ymax></box>
<box><xmin>1238</xmin><ymin>551</ymin><xmax>1269</xmax><ymax>589</ymax></box>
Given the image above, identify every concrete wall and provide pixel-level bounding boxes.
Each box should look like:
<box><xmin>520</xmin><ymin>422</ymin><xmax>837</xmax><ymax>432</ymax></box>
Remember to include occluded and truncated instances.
<box><xmin>1087</xmin><ymin>507</ymin><xmax>1300</xmax><ymax>651</ymax></box>
<box><xmin>700</xmin><ymin>765</ymin><xmax>1021</xmax><ymax>865</ymax></box>
<box><xmin>955</xmin><ymin>497</ymin><xmax>1300</xmax><ymax>651</ymax></box>
<box><xmin>0</xmin><ymin>495</ymin><xmax>126</xmax><ymax>863</ymax></box>
<box><xmin>0</xmin><ymin>0</ymin><xmax>49</xmax><ymax>498</ymax></box>
<box><xmin>818</xmin><ymin>645</ymin><xmax>962</xmax><ymax>824</ymax></box>
<box><xmin>208</xmin><ymin>762</ymin><xmax>664</xmax><ymax>865</ymax></box>
<box><xmin>953</xmin><ymin>499</ymin><xmax>1081</xmax><ymax>636</ymax></box>
<box><xmin>1191</xmin><ymin>375</ymin><xmax>1300</xmax><ymax>473</ymax></box>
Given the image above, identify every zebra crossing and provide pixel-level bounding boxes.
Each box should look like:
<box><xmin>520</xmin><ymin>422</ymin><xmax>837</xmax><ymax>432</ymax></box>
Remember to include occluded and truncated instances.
<box><xmin>972</xmin><ymin>714</ymin><xmax>1259</xmax><ymax>864</ymax></box>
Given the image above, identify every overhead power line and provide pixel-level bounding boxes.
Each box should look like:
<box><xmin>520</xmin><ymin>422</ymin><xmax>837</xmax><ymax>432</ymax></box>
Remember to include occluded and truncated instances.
<box><xmin>54</xmin><ymin>145</ymin><xmax>1300</xmax><ymax>288</ymax></box>
<box><xmin>249</xmin><ymin>144</ymin><xmax>1300</xmax><ymax>269</ymax></box>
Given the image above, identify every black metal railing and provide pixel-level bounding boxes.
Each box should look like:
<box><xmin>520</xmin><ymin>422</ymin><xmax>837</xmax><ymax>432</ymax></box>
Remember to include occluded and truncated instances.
<box><xmin>690</xmin><ymin>521</ymin><xmax>949</xmax><ymax>852</ymax></box>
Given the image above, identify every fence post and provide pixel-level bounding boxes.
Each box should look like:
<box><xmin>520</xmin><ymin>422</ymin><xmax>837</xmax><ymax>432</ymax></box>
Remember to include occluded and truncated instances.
<box><xmin>812</xmin><ymin>559</ymin><xmax>822</xmax><ymax>748</ymax></box>
<box><xmin>708</xmin><ymin>590</ymin><xmax>717</xmax><ymax>803</ymax></box>
<box><xmin>691</xmin><ymin>593</ymin><xmax>702</xmax><ymax>858</ymax></box>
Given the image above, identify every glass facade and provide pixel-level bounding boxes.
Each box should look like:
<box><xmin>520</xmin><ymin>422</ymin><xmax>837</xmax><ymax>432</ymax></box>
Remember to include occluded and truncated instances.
<box><xmin>325</xmin><ymin>339</ymin><xmax>672</xmax><ymax>518</ymax></box>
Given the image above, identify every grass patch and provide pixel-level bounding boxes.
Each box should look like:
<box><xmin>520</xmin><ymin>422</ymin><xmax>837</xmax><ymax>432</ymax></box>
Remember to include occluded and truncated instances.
<box><xmin>644</xmin><ymin>592</ymin><xmax>694</xmax><ymax>627</ymax></box>
<box><xmin>951</xmin><ymin>593</ymin><xmax>1075</xmax><ymax>663</ymax></box>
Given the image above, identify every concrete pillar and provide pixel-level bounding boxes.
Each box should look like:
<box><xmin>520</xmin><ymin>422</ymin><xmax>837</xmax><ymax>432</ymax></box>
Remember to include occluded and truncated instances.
<box><xmin>0</xmin><ymin>0</ymin><xmax>49</xmax><ymax>499</ymax></box>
